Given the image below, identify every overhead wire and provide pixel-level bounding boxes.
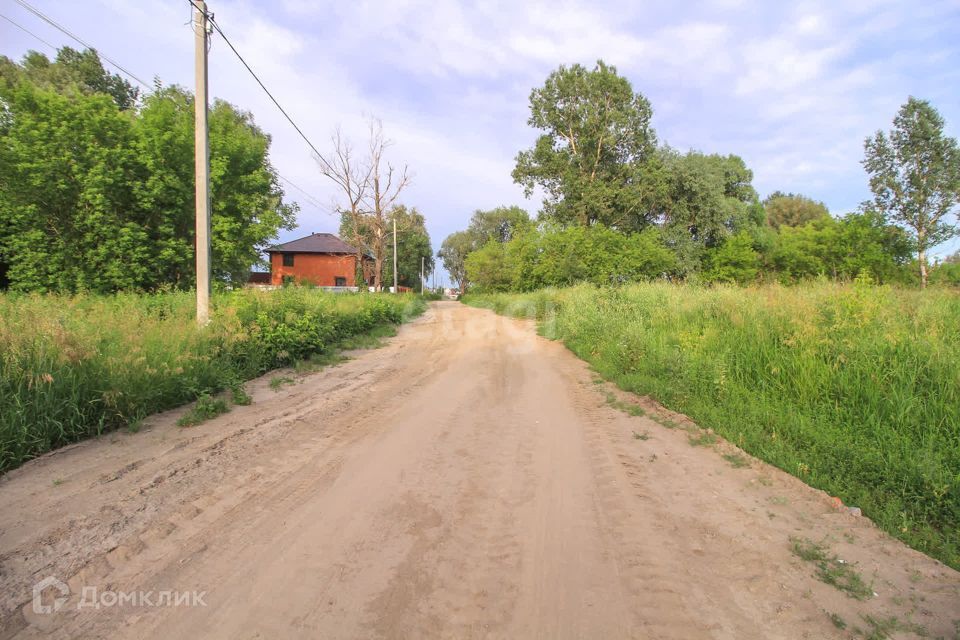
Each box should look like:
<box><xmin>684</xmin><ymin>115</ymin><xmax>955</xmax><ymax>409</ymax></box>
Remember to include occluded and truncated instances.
<box><xmin>6</xmin><ymin>0</ymin><xmax>332</xmax><ymax>213</ymax></box>
<box><xmin>1</xmin><ymin>12</ymin><xmax>58</xmax><ymax>52</ymax></box>
<box><xmin>12</xmin><ymin>0</ymin><xmax>152</xmax><ymax>89</ymax></box>
<box><xmin>185</xmin><ymin>0</ymin><xmax>333</xmax><ymax>172</ymax></box>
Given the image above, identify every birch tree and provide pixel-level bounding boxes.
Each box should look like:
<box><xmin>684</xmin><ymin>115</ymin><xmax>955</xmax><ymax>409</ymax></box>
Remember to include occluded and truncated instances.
<box><xmin>863</xmin><ymin>97</ymin><xmax>960</xmax><ymax>288</ymax></box>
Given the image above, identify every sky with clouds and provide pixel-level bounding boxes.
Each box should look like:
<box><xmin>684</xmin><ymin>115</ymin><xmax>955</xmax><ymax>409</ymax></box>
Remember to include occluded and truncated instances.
<box><xmin>2</xmin><ymin>0</ymin><xmax>959</xmax><ymax>280</ymax></box>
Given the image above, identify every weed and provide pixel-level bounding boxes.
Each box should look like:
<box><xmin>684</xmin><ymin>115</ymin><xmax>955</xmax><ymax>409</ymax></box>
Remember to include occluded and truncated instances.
<box><xmin>688</xmin><ymin>432</ymin><xmax>718</xmax><ymax>447</ymax></box>
<box><xmin>269</xmin><ymin>376</ymin><xmax>295</xmax><ymax>391</ymax></box>
<box><xmin>177</xmin><ymin>394</ymin><xmax>229</xmax><ymax>427</ymax></box>
<box><xmin>856</xmin><ymin>614</ymin><xmax>927</xmax><ymax>639</ymax></box>
<box><xmin>605</xmin><ymin>393</ymin><xmax>645</xmax><ymax>417</ymax></box>
<box><xmin>1</xmin><ymin>289</ymin><xmax>424</xmax><ymax>472</ymax></box>
<box><xmin>790</xmin><ymin>537</ymin><xmax>874</xmax><ymax>600</ymax></box>
<box><xmin>827</xmin><ymin>612</ymin><xmax>847</xmax><ymax>629</ymax></box>
<box><xmin>633</xmin><ymin>431</ymin><xmax>650</xmax><ymax>441</ymax></box>
<box><xmin>723</xmin><ymin>452</ymin><xmax>750</xmax><ymax>468</ymax></box>
<box><xmin>769</xmin><ymin>496</ymin><xmax>789</xmax><ymax>506</ymax></box>
<box><xmin>52</xmin><ymin>478</ymin><xmax>65</xmax><ymax>486</ymax></box>
<box><xmin>230</xmin><ymin>384</ymin><xmax>252</xmax><ymax>406</ymax></box>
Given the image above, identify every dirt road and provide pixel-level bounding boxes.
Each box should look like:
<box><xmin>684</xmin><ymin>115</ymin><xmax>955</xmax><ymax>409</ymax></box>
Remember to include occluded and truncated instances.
<box><xmin>1</xmin><ymin>302</ymin><xmax>957</xmax><ymax>639</ymax></box>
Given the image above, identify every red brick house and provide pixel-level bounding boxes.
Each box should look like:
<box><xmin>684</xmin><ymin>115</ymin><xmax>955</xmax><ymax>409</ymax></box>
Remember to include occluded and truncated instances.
<box><xmin>267</xmin><ymin>233</ymin><xmax>373</xmax><ymax>288</ymax></box>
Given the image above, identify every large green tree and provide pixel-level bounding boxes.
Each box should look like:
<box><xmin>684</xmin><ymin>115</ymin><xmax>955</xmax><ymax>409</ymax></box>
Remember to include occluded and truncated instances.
<box><xmin>383</xmin><ymin>205</ymin><xmax>434</xmax><ymax>290</ymax></box>
<box><xmin>438</xmin><ymin>231</ymin><xmax>475</xmax><ymax>293</ymax></box>
<box><xmin>863</xmin><ymin>97</ymin><xmax>960</xmax><ymax>288</ymax></box>
<box><xmin>466</xmin><ymin>206</ymin><xmax>532</xmax><ymax>244</ymax></box>
<box><xmin>512</xmin><ymin>61</ymin><xmax>657</xmax><ymax>228</ymax></box>
<box><xmin>0</xmin><ymin>49</ymin><xmax>295</xmax><ymax>292</ymax></box>
<box><xmin>1</xmin><ymin>47</ymin><xmax>139</xmax><ymax>110</ymax></box>
<box><xmin>652</xmin><ymin>150</ymin><xmax>765</xmax><ymax>274</ymax></box>
<box><xmin>763</xmin><ymin>191</ymin><xmax>830</xmax><ymax>229</ymax></box>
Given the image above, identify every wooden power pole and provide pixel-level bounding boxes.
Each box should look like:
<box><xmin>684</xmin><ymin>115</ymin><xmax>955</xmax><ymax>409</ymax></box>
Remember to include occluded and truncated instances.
<box><xmin>392</xmin><ymin>217</ymin><xmax>398</xmax><ymax>294</ymax></box>
<box><xmin>194</xmin><ymin>1</ymin><xmax>212</xmax><ymax>324</ymax></box>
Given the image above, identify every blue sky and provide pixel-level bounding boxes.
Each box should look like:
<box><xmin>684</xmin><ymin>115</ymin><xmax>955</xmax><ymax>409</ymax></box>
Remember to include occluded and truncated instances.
<box><xmin>2</xmin><ymin>0</ymin><xmax>959</xmax><ymax>282</ymax></box>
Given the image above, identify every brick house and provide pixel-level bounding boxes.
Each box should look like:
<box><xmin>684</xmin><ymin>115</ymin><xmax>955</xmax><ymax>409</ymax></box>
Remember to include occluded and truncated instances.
<box><xmin>267</xmin><ymin>233</ymin><xmax>373</xmax><ymax>288</ymax></box>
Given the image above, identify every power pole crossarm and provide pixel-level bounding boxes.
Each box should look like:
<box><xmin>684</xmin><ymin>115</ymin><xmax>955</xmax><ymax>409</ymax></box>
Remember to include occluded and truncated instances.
<box><xmin>194</xmin><ymin>1</ymin><xmax>212</xmax><ymax>325</ymax></box>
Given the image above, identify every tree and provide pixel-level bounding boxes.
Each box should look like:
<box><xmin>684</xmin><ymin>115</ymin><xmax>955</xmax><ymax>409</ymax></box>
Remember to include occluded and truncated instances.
<box><xmin>466</xmin><ymin>206</ymin><xmax>532</xmax><ymax>244</ymax></box>
<box><xmin>1</xmin><ymin>48</ymin><xmax>139</xmax><ymax>109</ymax></box>
<box><xmin>703</xmin><ymin>232</ymin><xmax>760</xmax><ymax>284</ymax></box>
<box><xmin>770</xmin><ymin>210</ymin><xmax>912</xmax><ymax>283</ymax></box>
<box><xmin>863</xmin><ymin>97</ymin><xmax>960</xmax><ymax>288</ymax></box>
<box><xmin>512</xmin><ymin>60</ymin><xmax>657</xmax><ymax>228</ymax></box>
<box><xmin>364</xmin><ymin>120</ymin><xmax>412</xmax><ymax>290</ymax></box>
<box><xmin>321</xmin><ymin>120</ymin><xmax>411</xmax><ymax>291</ymax></box>
<box><xmin>438</xmin><ymin>231</ymin><xmax>474</xmax><ymax>293</ymax></box>
<box><xmin>383</xmin><ymin>205</ymin><xmax>433</xmax><ymax>289</ymax></box>
<box><xmin>324</xmin><ymin>129</ymin><xmax>374</xmax><ymax>287</ymax></box>
<box><xmin>650</xmin><ymin>150</ymin><xmax>763</xmax><ymax>275</ymax></box>
<box><xmin>763</xmin><ymin>191</ymin><xmax>829</xmax><ymax>229</ymax></box>
<box><xmin>0</xmin><ymin>51</ymin><xmax>296</xmax><ymax>292</ymax></box>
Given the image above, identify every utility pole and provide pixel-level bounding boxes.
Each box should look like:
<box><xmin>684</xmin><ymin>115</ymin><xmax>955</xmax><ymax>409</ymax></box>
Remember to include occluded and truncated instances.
<box><xmin>392</xmin><ymin>217</ymin><xmax>398</xmax><ymax>294</ymax></box>
<box><xmin>194</xmin><ymin>0</ymin><xmax>211</xmax><ymax>325</ymax></box>
<box><xmin>420</xmin><ymin>256</ymin><xmax>425</xmax><ymax>294</ymax></box>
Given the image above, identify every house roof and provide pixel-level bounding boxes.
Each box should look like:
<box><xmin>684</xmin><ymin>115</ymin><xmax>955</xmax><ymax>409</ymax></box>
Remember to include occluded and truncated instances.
<box><xmin>268</xmin><ymin>232</ymin><xmax>360</xmax><ymax>255</ymax></box>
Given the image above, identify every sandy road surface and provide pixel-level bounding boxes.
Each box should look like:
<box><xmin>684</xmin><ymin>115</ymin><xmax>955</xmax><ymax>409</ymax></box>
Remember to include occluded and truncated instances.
<box><xmin>1</xmin><ymin>302</ymin><xmax>957</xmax><ymax>639</ymax></box>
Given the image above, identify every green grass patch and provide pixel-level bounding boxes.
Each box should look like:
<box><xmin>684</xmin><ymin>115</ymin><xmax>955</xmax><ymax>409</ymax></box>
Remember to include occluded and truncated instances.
<box><xmin>723</xmin><ymin>452</ymin><xmax>750</xmax><ymax>468</ymax></box>
<box><xmin>790</xmin><ymin>537</ymin><xmax>874</xmax><ymax>600</ymax></box>
<box><xmin>464</xmin><ymin>283</ymin><xmax>960</xmax><ymax>569</ymax></box>
<box><xmin>177</xmin><ymin>393</ymin><xmax>230</xmax><ymax>427</ymax></box>
<box><xmin>269</xmin><ymin>376</ymin><xmax>295</xmax><ymax>391</ymax></box>
<box><xmin>0</xmin><ymin>289</ymin><xmax>425</xmax><ymax>471</ymax></box>
<box><xmin>688</xmin><ymin>432</ymin><xmax>719</xmax><ymax>447</ymax></box>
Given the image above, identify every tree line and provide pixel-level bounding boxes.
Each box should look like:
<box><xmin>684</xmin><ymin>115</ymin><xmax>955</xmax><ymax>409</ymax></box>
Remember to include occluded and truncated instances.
<box><xmin>440</xmin><ymin>61</ymin><xmax>960</xmax><ymax>292</ymax></box>
<box><xmin>0</xmin><ymin>48</ymin><xmax>297</xmax><ymax>292</ymax></box>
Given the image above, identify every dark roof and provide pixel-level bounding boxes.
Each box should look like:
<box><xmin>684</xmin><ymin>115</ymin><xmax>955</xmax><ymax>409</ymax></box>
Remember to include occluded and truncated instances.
<box><xmin>268</xmin><ymin>232</ymin><xmax>360</xmax><ymax>255</ymax></box>
<box><xmin>247</xmin><ymin>271</ymin><xmax>271</xmax><ymax>284</ymax></box>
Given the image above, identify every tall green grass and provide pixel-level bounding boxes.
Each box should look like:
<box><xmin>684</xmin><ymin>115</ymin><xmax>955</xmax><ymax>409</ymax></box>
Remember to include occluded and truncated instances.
<box><xmin>464</xmin><ymin>283</ymin><xmax>960</xmax><ymax>569</ymax></box>
<box><xmin>0</xmin><ymin>288</ymin><xmax>424</xmax><ymax>471</ymax></box>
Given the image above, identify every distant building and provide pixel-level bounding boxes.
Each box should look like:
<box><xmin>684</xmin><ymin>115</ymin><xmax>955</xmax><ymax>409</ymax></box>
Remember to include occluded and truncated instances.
<box><xmin>267</xmin><ymin>233</ymin><xmax>373</xmax><ymax>289</ymax></box>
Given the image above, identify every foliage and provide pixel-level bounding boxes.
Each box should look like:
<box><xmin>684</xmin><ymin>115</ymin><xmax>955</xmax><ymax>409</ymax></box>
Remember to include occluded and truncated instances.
<box><xmin>771</xmin><ymin>210</ymin><xmax>914</xmax><ymax>283</ymax></box>
<box><xmin>512</xmin><ymin>60</ymin><xmax>656</xmax><ymax>228</ymax></box>
<box><xmin>763</xmin><ymin>191</ymin><xmax>830</xmax><ymax>229</ymax></box>
<box><xmin>465</xmin><ymin>205</ymin><xmax>533</xmax><ymax>244</ymax></box>
<box><xmin>703</xmin><ymin>232</ymin><xmax>760</xmax><ymax>284</ymax></box>
<box><xmin>465</xmin><ymin>224</ymin><xmax>676</xmax><ymax>292</ymax></box>
<box><xmin>464</xmin><ymin>283</ymin><xmax>960</xmax><ymax>570</ymax></box>
<box><xmin>0</xmin><ymin>47</ymin><xmax>139</xmax><ymax>110</ymax></box>
<box><xmin>930</xmin><ymin>252</ymin><xmax>960</xmax><ymax>287</ymax></box>
<box><xmin>656</xmin><ymin>150</ymin><xmax>765</xmax><ymax>274</ymax></box>
<box><xmin>438</xmin><ymin>230</ymin><xmax>475</xmax><ymax>291</ymax></box>
<box><xmin>382</xmin><ymin>205</ymin><xmax>434</xmax><ymax>289</ymax></box>
<box><xmin>0</xmin><ymin>288</ymin><xmax>425</xmax><ymax>471</ymax></box>
<box><xmin>863</xmin><ymin>97</ymin><xmax>960</xmax><ymax>287</ymax></box>
<box><xmin>0</xmin><ymin>49</ymin><xmax>296</xmax><ymax>292</ymax></box>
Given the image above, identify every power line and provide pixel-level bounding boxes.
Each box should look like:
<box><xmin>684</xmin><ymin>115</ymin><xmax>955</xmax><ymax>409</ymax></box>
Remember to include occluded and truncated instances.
<box><xmin>12</xmin><ymin>0</ymin><xmax>151</xmax><ymax>89</ymax></box>
<box><xmin>277</xmin><ymin>174</ymin><xmax>329</xmax><ymax>212</ymax></box>
<box><xmin>185</xmin><ymin>0</ymin><xmax>332</xmax><ymax>171</ymax></box>
<box><xmin>1</xmin><ymin>12</ymin><xmax>57</xmax><ymax>51</ymax></box>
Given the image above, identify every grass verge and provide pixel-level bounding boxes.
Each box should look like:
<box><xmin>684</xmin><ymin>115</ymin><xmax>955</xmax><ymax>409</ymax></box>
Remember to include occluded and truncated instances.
<box><xmin>0</xmin><ymin>288</ymin><xmax>425</xmax><ymax>471</ymax></box>
<box><xmin>462</xmin><ymin>282</ymin><xmax>960</xmax><ymax>569</ymax></box>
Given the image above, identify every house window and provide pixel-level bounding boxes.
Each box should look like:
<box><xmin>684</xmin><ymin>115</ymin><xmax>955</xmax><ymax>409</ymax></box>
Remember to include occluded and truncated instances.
<box><xmin>334</xmin><ymin>276</ymin><xmax>347</xmax><ymax>287</ymax></box>
<box><xmin>282</xmin><ymin>253</ymin><xmax>294</xmax><ymax>267</ymax></box>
